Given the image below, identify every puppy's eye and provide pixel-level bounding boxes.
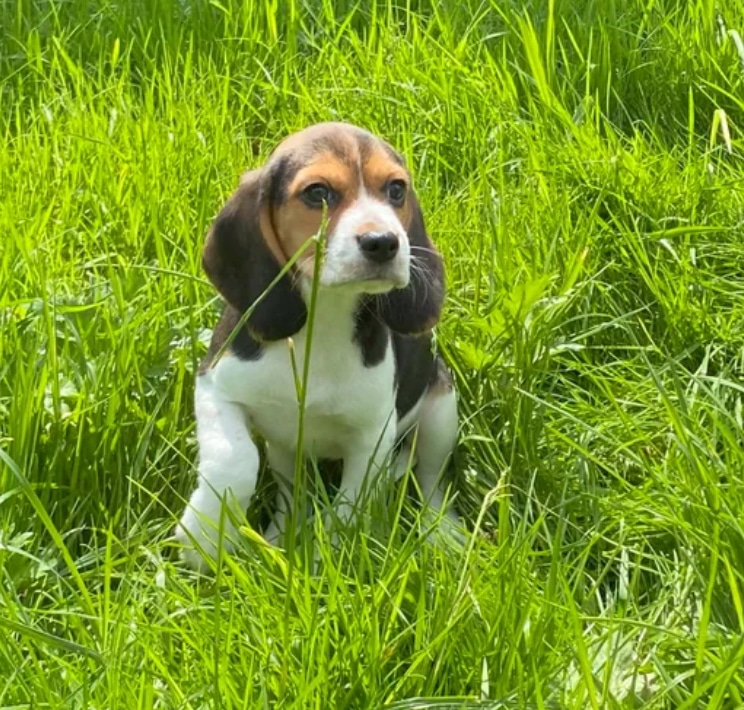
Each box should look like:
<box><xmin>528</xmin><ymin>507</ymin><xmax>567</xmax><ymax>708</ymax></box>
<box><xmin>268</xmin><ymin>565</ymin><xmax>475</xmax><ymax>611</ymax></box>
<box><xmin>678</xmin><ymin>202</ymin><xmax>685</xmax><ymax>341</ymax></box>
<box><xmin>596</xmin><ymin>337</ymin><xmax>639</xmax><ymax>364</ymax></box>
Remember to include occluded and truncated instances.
<box><xmin>301</xmin><ymin>183</ymin><xmax>333</xmax><ymax>208</ymax></box>
<box><xmin>386</xmin><ymin>180</ymin><xmax>407</xmax><ymax>207</ymax></box>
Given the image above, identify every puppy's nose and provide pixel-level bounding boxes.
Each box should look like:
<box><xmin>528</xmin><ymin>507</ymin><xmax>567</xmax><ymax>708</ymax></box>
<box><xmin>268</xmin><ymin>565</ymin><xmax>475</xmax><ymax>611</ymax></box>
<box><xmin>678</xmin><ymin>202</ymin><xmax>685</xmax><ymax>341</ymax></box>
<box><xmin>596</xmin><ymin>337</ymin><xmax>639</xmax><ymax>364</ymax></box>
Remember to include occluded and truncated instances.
<box><xmin>357</xmin><ymin>232</ymin><xmax>400</xmax><ymax>264</ymax></box>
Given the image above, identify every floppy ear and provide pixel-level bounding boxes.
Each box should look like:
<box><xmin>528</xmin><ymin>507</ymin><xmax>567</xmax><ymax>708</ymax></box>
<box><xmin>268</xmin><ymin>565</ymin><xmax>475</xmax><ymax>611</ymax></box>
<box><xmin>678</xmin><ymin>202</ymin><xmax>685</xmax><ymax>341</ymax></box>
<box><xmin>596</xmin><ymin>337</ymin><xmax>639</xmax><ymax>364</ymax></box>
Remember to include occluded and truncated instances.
<box><xmin>202</xmin><ymin>169</ymin><xmax>307</xmax><ymax>341</ymax></box>
<box><xmin>376</xmin><ymin>192</ymin><xmax>444</xmax><ymax>334</ymax></box>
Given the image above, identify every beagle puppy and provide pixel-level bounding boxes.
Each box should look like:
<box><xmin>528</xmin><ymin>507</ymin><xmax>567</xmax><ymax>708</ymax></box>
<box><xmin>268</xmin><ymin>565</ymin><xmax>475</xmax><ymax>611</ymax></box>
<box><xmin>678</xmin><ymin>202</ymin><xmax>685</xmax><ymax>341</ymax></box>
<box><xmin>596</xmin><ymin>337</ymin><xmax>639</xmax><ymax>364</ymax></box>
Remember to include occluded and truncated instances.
<box><xmin>176</xmin><ymin>122</ymin><xmax>460</xmax><ymax>569</ymax></box>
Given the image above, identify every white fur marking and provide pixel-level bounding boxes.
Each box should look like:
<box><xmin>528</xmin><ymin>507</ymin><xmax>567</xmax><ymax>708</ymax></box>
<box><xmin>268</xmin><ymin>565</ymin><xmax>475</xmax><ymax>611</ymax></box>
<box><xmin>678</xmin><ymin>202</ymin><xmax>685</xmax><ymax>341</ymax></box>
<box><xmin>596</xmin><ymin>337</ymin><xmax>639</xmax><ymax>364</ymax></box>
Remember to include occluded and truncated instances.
<box><xmin>178</xmin><ymin>288</ymin><xmax>399</xmax><ymax>565</ymax></box>
<box><xmin>321</xmin><ymin>188</ymin><xmax>410</xmax><ymax>289</ymax></box>
<box><xmin>175</xmin><ymin>378</ymin><xmax>261</xmax><ymax>570</ymax></box>
<box><xmin>411</xmin><ymin>385</ymin><xmax>464</xmax><ymax>543</ymax></box>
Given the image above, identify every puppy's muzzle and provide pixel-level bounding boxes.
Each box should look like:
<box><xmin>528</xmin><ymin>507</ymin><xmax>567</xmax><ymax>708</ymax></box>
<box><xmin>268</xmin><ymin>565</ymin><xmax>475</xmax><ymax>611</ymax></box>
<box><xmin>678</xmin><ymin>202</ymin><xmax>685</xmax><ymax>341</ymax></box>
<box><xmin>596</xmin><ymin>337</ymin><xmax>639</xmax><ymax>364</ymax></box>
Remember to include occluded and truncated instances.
<box><xmin>356</xmin><ymin>231</ymin><xmax>400</xmax><ymax>264</ymax></box>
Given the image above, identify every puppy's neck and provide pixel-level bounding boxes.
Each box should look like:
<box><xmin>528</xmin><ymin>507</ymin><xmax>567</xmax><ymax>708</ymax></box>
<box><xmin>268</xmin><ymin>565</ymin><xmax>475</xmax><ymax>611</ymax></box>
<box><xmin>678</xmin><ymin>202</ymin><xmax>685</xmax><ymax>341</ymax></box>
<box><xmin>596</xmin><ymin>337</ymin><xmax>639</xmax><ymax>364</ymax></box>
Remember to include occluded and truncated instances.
<box><xmin>291</xmin><ymin>284</ymin><xmax>388</xmax><ymax>369</ymax></box>
<box><xmin>299</xmin><ymin>287</ymin><xmax>361</xmax><ymax>344</ymax></box>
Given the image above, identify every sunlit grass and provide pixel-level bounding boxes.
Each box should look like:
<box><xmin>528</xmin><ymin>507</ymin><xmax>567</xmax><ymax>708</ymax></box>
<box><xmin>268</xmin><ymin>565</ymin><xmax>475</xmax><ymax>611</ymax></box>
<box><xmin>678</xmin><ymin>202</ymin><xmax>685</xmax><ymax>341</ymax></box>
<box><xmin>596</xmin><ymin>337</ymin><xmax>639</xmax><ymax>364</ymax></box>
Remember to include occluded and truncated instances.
<box><xmin>2</xmin><ymin>0</ymin><xmax>744</xmax><ymax>707</ymax></box>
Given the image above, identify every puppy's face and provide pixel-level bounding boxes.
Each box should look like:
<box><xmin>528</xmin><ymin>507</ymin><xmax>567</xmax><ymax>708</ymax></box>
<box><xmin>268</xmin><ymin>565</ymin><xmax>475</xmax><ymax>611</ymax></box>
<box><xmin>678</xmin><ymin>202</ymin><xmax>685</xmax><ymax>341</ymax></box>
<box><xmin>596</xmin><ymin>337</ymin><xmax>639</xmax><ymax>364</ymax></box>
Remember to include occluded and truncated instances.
<box><xmin>203</xmin><ymin>122</ymin><xmax>444</xmax><ymax>341</ymax></box>
<box><xmin>264</xmin><ymin>123</ymin><xmax>413</xmax><ymax>292</ymax></box>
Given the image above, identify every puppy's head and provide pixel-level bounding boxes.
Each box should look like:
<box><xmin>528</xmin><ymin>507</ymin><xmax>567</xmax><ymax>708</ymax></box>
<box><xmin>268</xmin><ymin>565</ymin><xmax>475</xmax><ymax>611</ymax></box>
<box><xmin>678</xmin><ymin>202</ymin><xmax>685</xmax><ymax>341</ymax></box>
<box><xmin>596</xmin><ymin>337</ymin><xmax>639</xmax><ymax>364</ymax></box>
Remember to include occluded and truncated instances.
<box><xmin>203</xmin><ymin>122</ymin><xmax>444</xmax><ymax>341</ymax></box>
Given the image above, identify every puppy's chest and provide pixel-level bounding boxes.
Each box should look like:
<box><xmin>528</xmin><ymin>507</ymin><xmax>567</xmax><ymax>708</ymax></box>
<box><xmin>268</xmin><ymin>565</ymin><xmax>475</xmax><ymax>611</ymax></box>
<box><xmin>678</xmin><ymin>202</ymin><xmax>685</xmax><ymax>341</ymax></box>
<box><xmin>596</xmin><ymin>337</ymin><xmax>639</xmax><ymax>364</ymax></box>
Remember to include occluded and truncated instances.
<box><xmin>213</xmin><ymin>330</ymin><xmax>395</xmax><ymax>454</ymax></box>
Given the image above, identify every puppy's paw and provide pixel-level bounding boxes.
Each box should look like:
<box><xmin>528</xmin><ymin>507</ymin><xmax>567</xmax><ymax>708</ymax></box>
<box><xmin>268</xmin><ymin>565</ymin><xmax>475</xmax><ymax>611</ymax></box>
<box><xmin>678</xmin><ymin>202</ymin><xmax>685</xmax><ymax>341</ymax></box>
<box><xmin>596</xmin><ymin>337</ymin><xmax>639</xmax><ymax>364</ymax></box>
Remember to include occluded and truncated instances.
<box><xmin>174</xmin><ymin>506</ymin><xmax>235</xmax><ymax>573</ymax></box>
<box><xmin>421</xmin><ymin>506</ymin><xmax>468</xmax><ymax>551</ymax></box>
<box><xmin>391</xmin><ymin>445</ymin><xmax>418</xmax><ymax>480</ymax></box>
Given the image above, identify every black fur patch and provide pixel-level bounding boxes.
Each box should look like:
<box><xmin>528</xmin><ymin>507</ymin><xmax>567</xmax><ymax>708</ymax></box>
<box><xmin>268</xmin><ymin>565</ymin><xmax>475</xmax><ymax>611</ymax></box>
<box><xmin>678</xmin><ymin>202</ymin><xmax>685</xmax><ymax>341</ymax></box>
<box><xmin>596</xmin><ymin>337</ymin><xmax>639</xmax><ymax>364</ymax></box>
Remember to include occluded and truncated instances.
<box><xmin>355</xmin><ymin>130</ymin><xmax>405</xmax><ymax>167</ymax></box>
<box><xmin>353</xmin><ymin>297</ymin><xmax>438</xmax><ymax>416</ymax></box>
<box><xmin>266</xmin><ymin>155</ymin><xmax>300</xmax><ymax>205</ymax></box>
<box><xmin>353</xmin><ymin>298</ymin><xmax>389</xmax><ymax>367</ymax></box>
<box><xmin>309</xmin><ymin>135</ymin><xmax>358</xmax><ymax>168</ymax></box>
<box><xmin>392</xmin><ymin>331</ymin><xmax>436</xmax><ymax>417</ymax></box>
<box><xmin>199</xmin><ymin>305</ymin><xmax>264</xmax><ymax>373</ymax></box>
<box><xmin>202</xmin><ymin>171</ymin><xmax>307</xmax><ymax>342</ymax></box>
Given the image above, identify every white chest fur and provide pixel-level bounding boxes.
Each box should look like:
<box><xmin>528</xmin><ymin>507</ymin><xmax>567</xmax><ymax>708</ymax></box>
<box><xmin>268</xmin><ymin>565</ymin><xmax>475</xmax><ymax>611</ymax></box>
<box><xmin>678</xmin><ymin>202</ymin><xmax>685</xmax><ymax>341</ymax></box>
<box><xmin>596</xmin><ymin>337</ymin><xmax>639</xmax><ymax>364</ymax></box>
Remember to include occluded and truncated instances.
<box><xmin>205</xmin><ymin>290</ymin><xmax>396</xmax><ymax>459</ymax></box>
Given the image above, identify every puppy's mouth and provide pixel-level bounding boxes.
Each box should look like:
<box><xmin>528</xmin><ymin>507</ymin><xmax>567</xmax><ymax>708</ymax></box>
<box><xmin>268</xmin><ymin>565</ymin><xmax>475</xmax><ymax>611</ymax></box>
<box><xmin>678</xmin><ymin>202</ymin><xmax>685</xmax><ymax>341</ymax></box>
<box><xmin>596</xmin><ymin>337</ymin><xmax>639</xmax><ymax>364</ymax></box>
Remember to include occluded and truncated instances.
<box><xmin>357</xmin><ymin>276</ymin><xmax>406</xmax><ymax>294</ymax></box>
<box><xmin>318</xmin><ymin>259</ymin><xmax>410</xmax><ymax>292</ymax></box>
<box><xmin>325</xmin><ymin>269</ymin><xmax>409</xmax><ymax>292</ymax></box>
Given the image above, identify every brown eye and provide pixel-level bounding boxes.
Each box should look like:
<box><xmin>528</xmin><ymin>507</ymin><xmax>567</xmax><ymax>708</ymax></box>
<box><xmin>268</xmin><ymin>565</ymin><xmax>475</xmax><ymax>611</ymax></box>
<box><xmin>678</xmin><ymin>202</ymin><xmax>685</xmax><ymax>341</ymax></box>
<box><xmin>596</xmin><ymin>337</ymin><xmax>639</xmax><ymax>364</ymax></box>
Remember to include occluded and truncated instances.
<box><xmin>301</xmin><ymin>183</ymin><xmax>335</xmax><ymax>208</ymax></box>
<box><xmin>386</xmin><ymin>180</ymin><xmax>406</xmax><ymax>207</ymax></box>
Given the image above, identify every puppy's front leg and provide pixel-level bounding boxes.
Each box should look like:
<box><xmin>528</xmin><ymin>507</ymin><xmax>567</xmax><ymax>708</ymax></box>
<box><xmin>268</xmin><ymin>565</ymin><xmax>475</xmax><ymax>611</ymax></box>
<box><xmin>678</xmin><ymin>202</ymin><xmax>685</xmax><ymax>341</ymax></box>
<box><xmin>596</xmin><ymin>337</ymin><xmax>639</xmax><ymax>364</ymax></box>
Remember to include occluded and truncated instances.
<box><xmin>176</xmin><ymin>374</ymin><xmax>259</xmax><ymax>570</ymax></box>
<box><xmin>263</xmin><ymin>443</ymin><xmax>296</xmax><ymax>545</ymax></box>
<box><xmin>335</xmin><ymin>421</ymin><xmax>396</xmax><ymax>525</ymax></box>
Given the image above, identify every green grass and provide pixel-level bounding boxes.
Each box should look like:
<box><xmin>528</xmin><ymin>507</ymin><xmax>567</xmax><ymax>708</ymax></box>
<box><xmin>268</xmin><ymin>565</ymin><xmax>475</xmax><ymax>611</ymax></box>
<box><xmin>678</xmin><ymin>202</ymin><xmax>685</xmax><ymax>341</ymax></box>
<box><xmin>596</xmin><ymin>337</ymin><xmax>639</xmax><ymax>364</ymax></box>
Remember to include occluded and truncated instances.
<box><xmin>2</xmin><ymin>0</ymin><xmax>744</xmax><ymax>706</ymax></box>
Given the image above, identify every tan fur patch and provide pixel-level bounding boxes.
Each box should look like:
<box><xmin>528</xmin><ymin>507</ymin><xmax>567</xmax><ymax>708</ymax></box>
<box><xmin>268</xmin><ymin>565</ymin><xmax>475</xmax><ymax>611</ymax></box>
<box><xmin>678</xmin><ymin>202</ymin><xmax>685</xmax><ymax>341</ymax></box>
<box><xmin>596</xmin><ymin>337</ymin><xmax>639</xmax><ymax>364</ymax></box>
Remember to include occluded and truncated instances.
<box><xmin>273</xmin><ymin>152</ymin><xmax>358</xmax><ymax>270</ymax></box>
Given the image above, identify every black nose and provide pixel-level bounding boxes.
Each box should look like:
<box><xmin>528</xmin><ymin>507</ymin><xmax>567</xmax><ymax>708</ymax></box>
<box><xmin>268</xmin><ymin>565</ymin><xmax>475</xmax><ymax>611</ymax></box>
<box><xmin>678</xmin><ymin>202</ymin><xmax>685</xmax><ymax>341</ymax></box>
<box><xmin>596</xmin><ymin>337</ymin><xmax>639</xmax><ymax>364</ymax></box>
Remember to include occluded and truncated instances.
<box><xmin>357</xmin><ymin>232</ymin><xmax>400</xmax><ymax>264</ymax></box>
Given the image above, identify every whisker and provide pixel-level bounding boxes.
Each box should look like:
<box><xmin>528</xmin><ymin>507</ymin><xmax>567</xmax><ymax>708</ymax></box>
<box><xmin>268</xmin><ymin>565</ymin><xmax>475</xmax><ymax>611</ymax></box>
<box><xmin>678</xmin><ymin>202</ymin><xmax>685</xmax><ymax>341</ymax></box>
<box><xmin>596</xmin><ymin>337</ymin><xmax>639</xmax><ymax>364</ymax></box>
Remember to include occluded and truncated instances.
<box><xmin>411</xmin><ymin>254</ymin><xmax>433</xmax><ymax>268</ymax></box>
<box><xmin>408</xmin><ymin>258</ymin><xmax>432</xmax><ymax>307</ymax></box>
<box><xmin>409</xmin><ymin>245</ymin><xmax>439</xmax><ymax>256</ymax></box>
<box><xmin>410</xmin><ymin>255</ymin><xmax>435</xmax><ymax>282</ymax></box>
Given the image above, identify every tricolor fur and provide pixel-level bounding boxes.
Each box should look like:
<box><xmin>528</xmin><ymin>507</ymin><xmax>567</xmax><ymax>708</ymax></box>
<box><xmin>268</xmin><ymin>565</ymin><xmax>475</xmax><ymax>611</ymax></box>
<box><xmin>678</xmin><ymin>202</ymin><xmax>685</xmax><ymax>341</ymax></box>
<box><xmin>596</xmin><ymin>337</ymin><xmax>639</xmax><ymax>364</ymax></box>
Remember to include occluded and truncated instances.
<box><xmin>176</xmin><ymin>123</ymin><xmax>461</xmax><ymax>569</ymax></box>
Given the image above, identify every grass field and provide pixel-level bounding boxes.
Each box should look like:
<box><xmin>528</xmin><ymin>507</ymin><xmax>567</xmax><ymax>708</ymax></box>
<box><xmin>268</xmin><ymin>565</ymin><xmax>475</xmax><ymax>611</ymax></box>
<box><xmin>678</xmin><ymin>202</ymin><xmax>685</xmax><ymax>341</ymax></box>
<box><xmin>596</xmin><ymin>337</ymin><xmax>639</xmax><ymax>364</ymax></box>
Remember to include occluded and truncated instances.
<box><xmin>2</xmin><ymin>0</ymin><xmax>744</xmax><ymax>706</ymax></box>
